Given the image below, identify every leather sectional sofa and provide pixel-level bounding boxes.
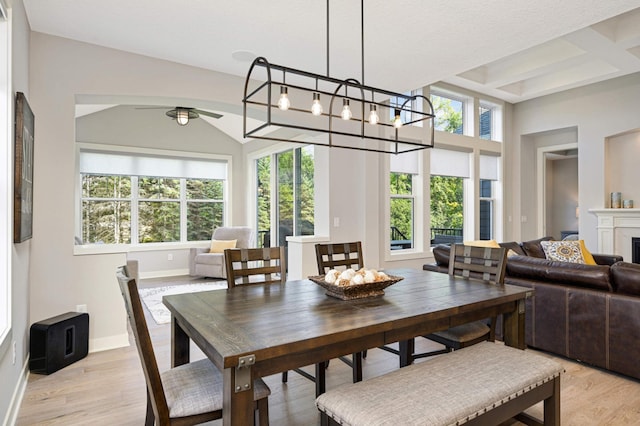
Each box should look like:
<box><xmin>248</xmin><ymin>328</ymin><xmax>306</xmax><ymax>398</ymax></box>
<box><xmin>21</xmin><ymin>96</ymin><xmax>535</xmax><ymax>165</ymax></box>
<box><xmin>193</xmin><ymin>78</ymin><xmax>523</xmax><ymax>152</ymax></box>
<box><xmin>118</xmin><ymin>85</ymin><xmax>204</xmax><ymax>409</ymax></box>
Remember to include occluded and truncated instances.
<box><xmin>424</xmin><ymin>237</ymin><xmax>640</xmax><ymax>381</ymax></box>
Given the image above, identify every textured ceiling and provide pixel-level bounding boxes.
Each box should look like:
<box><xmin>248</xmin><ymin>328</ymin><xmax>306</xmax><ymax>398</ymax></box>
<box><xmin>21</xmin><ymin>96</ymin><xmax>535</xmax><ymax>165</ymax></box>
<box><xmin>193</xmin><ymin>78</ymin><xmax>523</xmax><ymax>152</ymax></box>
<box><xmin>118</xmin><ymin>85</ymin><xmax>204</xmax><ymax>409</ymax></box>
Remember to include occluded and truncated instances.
<box><xmin>23</xmin><ymin>1</ymin><xmax>640</xmax><ymax>104</ymax></box>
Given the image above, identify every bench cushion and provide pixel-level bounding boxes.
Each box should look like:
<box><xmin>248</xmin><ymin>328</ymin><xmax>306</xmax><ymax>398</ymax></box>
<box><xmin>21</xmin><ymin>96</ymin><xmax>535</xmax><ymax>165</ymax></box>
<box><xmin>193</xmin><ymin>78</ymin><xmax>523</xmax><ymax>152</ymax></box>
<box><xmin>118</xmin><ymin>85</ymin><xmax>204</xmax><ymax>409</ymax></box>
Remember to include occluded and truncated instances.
<box><xmin>316</xmin><ymin>342</ymin><xmax>563</xmax><ymax>426</ymax></box>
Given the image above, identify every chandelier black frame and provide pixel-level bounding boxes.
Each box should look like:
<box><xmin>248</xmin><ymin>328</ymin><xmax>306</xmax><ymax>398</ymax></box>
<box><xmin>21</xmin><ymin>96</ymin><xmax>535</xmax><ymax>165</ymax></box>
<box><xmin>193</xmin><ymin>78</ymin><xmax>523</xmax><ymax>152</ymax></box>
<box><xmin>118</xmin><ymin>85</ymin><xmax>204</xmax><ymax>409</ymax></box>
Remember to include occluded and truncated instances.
<box><xmin>242</xmin><ymin>1</ymin><xmax>435</xmax><ymax>155</ymax></box>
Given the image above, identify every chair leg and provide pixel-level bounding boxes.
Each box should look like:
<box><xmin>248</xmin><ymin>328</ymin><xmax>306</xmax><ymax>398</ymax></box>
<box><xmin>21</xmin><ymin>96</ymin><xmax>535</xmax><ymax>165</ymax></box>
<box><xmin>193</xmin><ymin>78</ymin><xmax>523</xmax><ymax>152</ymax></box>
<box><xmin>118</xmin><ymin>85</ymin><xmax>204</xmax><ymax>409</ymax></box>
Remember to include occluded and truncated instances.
<box><xmin>281</xmin><ymin>371</ymin><xmax>288</xmax><ymax>383</ymax></box>
<box><xmin>145</xmin><ymin>390</ymin><xmax>154</xmax><ymax>426</ymax></box>
<box><xmin>257</xmin><ymin>396</ymin><xmax>270</xmax><ymax>426</ymax></box>
<box><xmin>352</xmin><ymin>352</ymin><xmax>363</xmax><ymax>383</ymax></box>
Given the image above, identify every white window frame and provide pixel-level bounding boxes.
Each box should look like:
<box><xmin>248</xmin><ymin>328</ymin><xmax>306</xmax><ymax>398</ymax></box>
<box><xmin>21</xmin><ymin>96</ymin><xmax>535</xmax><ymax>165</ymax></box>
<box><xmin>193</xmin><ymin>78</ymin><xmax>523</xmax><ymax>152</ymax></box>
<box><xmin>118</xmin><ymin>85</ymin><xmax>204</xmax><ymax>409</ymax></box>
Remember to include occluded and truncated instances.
<box><xmin>74</xmin><ymin>144</ymin><xmax>231</xmax><ymax>254</ymax></box>
<box><xmin>479</xmin><ymin>100</ymin><xmax>503</xmax><ymax>142</ymax></box>
<box><xmin>390</xmin><ymin>172</ymin><xmax>416</xmax><ymax>251</ymax></box>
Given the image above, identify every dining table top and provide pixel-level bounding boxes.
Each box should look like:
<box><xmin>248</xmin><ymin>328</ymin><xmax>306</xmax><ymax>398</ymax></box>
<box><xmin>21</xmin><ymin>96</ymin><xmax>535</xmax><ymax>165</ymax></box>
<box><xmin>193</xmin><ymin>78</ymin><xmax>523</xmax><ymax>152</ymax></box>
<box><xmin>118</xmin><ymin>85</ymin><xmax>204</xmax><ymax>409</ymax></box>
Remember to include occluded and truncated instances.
<box><xmin>164</xmin><ymin>267</ymin><xmax>531</xmax><ymax>372</ymax></box>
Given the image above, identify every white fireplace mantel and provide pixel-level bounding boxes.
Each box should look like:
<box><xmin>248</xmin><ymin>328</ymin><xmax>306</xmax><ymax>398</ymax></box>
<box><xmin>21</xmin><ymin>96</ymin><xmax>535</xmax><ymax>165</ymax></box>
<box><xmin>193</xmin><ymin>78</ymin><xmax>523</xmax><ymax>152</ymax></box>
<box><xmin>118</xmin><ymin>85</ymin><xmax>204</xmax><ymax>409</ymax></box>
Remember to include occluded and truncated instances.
<box><xmin>590</xmin><ymin>208</ymin><xmax>640</xmax><ymax>260</ymax></box>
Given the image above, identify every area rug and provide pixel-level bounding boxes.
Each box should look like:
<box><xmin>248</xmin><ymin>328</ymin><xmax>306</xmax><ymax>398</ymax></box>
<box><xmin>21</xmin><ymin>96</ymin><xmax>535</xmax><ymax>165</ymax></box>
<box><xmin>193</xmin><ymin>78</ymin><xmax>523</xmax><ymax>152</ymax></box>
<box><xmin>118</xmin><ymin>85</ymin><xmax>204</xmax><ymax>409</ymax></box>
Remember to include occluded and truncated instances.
<box><xmin>139</xmin><ymin>282</ymin><xmax>227</xmax><ymax>325</ymax></box>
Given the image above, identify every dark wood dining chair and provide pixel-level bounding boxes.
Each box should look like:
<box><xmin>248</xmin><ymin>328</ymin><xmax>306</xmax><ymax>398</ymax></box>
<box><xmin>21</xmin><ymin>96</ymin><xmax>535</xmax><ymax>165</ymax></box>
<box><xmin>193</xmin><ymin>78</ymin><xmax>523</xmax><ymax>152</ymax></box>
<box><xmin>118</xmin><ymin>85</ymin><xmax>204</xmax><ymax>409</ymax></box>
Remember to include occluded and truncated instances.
<box><xmin>224</xmin><ymin>246</ymin><xmax>286</xmax><ymax>287</ymax></box>
<box><xmin>313</xmin><ymin>242</ymin><xmax>365</xmax><ymax>384</ymax></box>
<box><xmin>115</xmin><ymin>266</ymin><xmax>271</xmax><ymax>426</ymax></box>
<box><xmin>412</xmin><ymin>244</ymin><xmax>508</xmax><ymax>360</ymax></box>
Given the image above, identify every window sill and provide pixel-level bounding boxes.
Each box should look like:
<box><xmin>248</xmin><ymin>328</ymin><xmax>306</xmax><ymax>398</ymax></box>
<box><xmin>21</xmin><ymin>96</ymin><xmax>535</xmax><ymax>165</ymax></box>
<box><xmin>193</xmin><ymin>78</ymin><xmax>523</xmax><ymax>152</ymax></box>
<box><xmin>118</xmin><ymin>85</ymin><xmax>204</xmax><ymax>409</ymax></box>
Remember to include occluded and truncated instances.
<box><xmin>73</xmin><ymin>241</ymin><xmax>209</xmax><ymax>256</ymax></box>
<box><xmin>385</xmin><ymin>247</ymin><xmax>435</xmax><ymax>263</ymax></box>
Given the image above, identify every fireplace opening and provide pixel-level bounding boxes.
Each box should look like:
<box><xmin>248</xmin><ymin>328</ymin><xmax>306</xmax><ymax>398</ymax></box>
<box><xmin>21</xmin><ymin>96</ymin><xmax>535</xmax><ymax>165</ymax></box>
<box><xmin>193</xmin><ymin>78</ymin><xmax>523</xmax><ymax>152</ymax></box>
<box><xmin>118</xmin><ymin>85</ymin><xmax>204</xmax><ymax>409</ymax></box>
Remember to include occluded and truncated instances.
<box><xmin>633</xmin><ymin>238</ymin><xmax>640</xmax><ymax>264</ymax></box>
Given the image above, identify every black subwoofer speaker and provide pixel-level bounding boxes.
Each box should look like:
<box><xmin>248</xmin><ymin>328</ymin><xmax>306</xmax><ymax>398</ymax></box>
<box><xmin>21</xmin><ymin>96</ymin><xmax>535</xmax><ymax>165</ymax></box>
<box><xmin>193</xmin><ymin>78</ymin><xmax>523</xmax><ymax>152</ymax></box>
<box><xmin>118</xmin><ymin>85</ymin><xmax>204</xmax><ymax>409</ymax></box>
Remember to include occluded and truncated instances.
<box><xmin>29</xmin><ymin>312</ymin><xmax>89</xmax><ymax>374</ymax></box>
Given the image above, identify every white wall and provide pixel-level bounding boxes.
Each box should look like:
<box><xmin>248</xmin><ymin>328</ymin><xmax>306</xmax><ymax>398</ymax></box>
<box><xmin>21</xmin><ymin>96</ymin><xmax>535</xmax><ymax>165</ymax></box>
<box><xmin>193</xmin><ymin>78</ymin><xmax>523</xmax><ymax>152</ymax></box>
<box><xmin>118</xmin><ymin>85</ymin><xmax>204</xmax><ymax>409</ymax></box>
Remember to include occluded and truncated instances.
<box><xmin>549</xmin><ymin>157</ymin><xmax>579</xmax><ymax>239</ymax></box>
<box><xmin>511</xmin><ymin>73</ymin><xmax>640</xmax><ymax>252</ymax></box>
<box><xmin>605</xmin><ymin>130</ymin><xmax>640</xmax><ymax>206</ymax></box>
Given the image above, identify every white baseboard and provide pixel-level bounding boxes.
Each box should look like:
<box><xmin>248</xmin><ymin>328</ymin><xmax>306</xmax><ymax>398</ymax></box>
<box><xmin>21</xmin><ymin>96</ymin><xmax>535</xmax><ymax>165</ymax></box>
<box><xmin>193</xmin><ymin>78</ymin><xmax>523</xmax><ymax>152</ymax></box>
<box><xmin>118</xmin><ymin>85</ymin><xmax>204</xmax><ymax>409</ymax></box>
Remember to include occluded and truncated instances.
<box><xmin>2</xmin><ymin>358</ymin><xmax>29</xmax><ymax>426</ymax></box>
<box><xmin>89</xmin><ymin>333</ymin><xmax>130</xmax><ymax>353</ymax></box>
<box><xmin>140</xmin><ymin>268</ymin><xmax>189</xmax><ymax>280</ymax></box>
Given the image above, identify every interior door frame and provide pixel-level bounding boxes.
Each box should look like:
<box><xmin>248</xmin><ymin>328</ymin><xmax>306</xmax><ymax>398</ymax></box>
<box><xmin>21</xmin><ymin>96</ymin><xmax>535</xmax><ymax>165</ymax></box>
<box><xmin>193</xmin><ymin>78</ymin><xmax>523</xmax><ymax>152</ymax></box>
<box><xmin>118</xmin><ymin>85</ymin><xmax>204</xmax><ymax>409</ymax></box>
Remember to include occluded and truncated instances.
<box><xmin>536</xmin><ymin>142</ymin><xmax>578</xmax><ymax>238</ymax></box>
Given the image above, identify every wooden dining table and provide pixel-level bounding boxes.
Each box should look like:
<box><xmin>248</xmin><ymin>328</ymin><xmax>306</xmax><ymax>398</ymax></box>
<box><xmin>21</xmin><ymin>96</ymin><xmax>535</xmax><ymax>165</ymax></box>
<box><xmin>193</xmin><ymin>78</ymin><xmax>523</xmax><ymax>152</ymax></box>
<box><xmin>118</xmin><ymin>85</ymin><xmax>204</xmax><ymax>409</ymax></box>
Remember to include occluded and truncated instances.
<box><xmin>163</xmin><ymin>267</ymin><xmax>532</xmax><ymax>426</ymax></box>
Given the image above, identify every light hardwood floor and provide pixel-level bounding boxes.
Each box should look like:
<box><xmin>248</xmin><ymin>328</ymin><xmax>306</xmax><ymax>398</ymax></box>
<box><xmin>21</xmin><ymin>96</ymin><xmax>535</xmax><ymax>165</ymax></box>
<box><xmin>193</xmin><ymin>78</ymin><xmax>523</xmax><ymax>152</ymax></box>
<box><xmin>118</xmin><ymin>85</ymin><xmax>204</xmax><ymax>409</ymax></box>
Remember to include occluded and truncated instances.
<box><xmin>16</xmin><ymin>276</ymin><xmax>640</xmax><ymax>425</ymax></box>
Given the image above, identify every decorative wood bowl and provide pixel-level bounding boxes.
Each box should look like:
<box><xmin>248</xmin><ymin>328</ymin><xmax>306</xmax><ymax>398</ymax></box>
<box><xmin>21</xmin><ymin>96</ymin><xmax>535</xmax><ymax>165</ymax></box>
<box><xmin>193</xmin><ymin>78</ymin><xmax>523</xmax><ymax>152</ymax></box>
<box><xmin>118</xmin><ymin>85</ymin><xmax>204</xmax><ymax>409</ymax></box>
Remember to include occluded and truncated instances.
<box><xmin>308</xmin><ymin>275</ymin><xmax>404</xmax><ymax>300</ymax></box>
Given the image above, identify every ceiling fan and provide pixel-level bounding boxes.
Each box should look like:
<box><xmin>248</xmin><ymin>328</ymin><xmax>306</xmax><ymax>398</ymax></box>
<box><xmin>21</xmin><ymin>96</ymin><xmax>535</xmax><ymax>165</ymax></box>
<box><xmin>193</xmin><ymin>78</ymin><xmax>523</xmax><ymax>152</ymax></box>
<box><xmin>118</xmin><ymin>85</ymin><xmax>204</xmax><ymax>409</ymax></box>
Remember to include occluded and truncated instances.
<box><xmin>137</xmin><ymin>106</ymin><xmax>223</xmax><ymax>126</ymax></box>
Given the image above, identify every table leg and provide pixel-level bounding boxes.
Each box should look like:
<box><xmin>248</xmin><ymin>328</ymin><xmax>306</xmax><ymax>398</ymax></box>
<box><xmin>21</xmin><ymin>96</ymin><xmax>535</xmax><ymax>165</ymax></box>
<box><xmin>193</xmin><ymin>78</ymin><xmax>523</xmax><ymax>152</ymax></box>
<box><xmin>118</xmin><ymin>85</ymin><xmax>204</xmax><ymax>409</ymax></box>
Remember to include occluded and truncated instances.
<box><xmin>399</xmin><ymin>338</ymin><xmax>414</xmax><ymax>367</ymax></box>
<box><xmin>223</xmin><ymin>366</ymin><xmax>255</xmax><ymax>426</ymax></box>
<box><xmin>171</xmin><ymin>316</ymin><xmax>190</xmax><ymax>367</ymax></box>
<box><xmin>503</xmin><ymin>299</ymin><xmax>526</xmax><ymax>349</ymax></box>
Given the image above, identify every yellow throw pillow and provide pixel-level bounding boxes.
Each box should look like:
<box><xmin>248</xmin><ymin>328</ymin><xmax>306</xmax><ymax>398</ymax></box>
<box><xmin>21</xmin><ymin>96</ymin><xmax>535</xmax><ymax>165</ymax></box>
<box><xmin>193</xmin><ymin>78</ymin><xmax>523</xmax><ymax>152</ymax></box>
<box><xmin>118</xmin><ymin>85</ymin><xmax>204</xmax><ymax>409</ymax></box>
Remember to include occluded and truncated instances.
<box><xmin>540</xmin><ymin>240</ymin><xmax>585</xmax><ymax>264</ymax></box>
<box><xmin>209</xmin><ymin>239</ymin><xmax>237</xmax><ymax>253</ymax></box>
<box><xmin>579</xmin><ymin>240</ymin><xmax>597</xmax><ymax>265</ymax></box>
<box><xmin>463</xmin><ymin>239</ymin><xmax>501</xmax><ymax>248</ymax></box>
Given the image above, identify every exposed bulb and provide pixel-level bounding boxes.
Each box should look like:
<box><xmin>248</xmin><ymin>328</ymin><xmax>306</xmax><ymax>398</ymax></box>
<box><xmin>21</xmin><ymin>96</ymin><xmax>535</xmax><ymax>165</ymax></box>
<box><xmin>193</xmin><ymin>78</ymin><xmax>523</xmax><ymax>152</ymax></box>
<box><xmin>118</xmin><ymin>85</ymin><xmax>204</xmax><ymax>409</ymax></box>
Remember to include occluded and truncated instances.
<box><xmin>311</xmin><ymin>93</ymin><xmax>323</xmax><ymax>116</ymax></box>
<box><xmin>368</xmin><ymin>104</ymin><xmax>379</xmax><ymax>125</ymax></box>
<box><xmin>176</xmin><ymin>109</ymin><xmax>189</xmax><ymax>126</ymax></box>
<box><xmin>392</xmin><ymin>109</ymin><xmax>403</xmax><ymax>128</ymax></box>
<box><xmin>278</xmin><ymin>86</ymin><xmax>290</xmax><ymax>110</ymax></box>
<box><xmin>341</xmin><ymin>99</ymin><xmax>352</xmax><ymax>120</ymax></box>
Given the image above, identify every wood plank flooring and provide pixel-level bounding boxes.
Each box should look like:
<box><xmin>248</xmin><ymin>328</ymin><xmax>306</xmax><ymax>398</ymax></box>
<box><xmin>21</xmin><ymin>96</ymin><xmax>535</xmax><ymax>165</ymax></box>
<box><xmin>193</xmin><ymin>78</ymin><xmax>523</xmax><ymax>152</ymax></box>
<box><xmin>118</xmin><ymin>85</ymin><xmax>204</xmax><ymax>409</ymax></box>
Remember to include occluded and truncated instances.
<box><xmin>16</xmin><ymin>276</ymin><xmax>640</xmax><ymax>425</ymax></box>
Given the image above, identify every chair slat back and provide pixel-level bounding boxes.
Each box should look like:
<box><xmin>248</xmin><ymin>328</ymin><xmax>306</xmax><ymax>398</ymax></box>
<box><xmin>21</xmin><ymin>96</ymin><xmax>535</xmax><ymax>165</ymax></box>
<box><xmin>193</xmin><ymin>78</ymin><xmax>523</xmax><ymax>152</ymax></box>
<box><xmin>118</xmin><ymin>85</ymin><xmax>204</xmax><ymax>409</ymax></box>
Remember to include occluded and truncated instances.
<box><xmin>116</xmin><ymin>266</ymin><xmax>170</xmax><ymax>421</ymax></box>
<box><xmin>315</xmin><ymin>242</ymin><xmax>364</xmax><ymax>274</ymax></box>
<box><xmin>448</xmin><ymin>244</ymin><xmax>507</xmax><ymax>284</ymax></box>
<box><xmin>225</xmin><ymin>247</ymin><xmax>287</xmax><ymax>288</ymax></box>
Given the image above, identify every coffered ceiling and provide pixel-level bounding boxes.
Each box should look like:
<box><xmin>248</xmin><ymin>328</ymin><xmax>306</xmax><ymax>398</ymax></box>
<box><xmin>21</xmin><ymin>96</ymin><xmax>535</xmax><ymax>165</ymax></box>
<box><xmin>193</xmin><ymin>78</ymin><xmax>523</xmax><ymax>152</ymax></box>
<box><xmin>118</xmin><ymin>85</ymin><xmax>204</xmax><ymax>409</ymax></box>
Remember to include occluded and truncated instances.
<box><xmin>23</xmin><ymin>1</ymin><xmax>640</xmax><ymax>105</ymax></box>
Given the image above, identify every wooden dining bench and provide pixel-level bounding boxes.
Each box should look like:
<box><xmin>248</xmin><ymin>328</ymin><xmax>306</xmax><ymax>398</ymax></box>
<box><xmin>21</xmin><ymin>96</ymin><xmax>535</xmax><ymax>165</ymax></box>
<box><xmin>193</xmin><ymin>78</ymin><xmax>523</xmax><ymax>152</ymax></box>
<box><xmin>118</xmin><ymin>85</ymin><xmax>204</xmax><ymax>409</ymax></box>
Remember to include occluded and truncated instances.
<box><xmin>316</xmin><ymin>342</ymin><xmax>563</xmax><ymax>426</ymax></box>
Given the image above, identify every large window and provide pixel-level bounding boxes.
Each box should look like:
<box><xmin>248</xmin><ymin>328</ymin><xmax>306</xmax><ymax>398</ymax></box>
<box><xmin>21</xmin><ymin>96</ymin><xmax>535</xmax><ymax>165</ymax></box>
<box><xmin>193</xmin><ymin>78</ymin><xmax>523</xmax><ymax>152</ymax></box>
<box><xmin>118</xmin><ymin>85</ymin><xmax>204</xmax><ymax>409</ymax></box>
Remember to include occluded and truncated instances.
<box><xmin>479</xmin><ymin>179</ymin><xmax>493</xmax><ymax>240</ymax></box>
<box><xmin>430</xmin><ymin>176</ymin><xmax>464</xmax><ymax>246</ymax></box>
<box><xmin>79</xmin><ymin>149</ymin><xmax>228</xmax><ymax>245</ymax></box>
<box><xmin>256</xmin><ymin>146</ymin><xmax>314</xmax><ymax>248</ymax></box>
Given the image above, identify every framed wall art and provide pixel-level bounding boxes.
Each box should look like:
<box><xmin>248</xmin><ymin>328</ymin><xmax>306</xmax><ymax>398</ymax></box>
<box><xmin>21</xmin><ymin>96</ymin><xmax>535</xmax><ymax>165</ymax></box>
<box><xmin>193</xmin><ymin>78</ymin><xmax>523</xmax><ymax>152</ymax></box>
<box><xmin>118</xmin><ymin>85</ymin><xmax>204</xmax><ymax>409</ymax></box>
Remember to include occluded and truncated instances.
<box><xmin>14</xmin><ymin>92</ymin><xmax>34</xmax><ymax>243</ymax></box>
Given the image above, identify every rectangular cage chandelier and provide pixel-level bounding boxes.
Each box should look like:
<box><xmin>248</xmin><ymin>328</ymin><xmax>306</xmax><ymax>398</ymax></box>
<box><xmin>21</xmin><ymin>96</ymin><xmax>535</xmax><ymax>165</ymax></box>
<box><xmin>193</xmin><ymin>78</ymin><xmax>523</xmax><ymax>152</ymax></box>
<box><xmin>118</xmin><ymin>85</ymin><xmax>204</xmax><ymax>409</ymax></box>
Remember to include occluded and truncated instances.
<box><xmin>242</xmin><ymin>1</ymin><xmax>435</xmax><ymax>155</ymax></box>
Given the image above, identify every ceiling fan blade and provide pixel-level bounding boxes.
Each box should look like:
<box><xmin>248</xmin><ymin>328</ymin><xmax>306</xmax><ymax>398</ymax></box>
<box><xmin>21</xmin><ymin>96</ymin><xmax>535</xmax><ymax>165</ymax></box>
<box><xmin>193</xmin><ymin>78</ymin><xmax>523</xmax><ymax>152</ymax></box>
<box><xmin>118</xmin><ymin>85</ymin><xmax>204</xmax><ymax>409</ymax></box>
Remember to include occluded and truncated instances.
<box><xmin>194</xmin><ymin>109</ymin><xmax>222</xmax><ymax>119</ymax></box>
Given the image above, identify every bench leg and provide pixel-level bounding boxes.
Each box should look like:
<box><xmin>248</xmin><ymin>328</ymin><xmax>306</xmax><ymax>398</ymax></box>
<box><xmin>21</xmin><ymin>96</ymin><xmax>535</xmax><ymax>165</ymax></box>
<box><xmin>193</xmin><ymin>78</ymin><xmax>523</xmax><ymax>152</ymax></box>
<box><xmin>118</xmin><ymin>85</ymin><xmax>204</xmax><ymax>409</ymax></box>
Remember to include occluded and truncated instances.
<box><xmin>399</xmin><ymin>338</ymin><xmax>414</xmax><ymax>367</ymax></box>
<box><xmin>544</xmin><ymin>376</ymin><xmax>561</xmax><ymax>426</ymax></box>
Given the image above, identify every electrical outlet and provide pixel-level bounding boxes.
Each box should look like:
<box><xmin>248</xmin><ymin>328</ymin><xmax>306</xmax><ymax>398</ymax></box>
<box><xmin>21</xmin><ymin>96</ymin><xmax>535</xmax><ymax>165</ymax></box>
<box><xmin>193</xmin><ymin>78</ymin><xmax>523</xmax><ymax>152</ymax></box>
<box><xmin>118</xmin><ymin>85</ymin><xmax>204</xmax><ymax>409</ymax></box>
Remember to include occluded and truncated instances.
<box><xmin>168</xmin><ymin>253</ymin><xmax>173</xmax><ymax>261</ymax></box>
<box><xmin>333</xmin><ymin>217</ymin><xmax>340</xmax><ymax>227</ymax></box>
<box><xmin>12</xmin><ymin>341</ymin><xmax>16</xmax><ymax>365</ymax></box>
<box><xmin>76</xmin><ymin>304</ymin><xmax>88</xmax><ymax>313</ymax></box>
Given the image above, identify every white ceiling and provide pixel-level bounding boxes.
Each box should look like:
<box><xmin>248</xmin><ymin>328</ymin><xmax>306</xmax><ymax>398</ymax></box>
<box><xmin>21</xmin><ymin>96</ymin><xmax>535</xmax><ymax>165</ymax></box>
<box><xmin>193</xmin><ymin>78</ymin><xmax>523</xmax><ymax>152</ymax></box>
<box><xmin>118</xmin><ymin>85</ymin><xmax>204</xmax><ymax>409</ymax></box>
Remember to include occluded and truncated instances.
<box><xmin>23</xmin><ymin>0</ymin><xmax>640</xmax><ymax>132</ymax></box>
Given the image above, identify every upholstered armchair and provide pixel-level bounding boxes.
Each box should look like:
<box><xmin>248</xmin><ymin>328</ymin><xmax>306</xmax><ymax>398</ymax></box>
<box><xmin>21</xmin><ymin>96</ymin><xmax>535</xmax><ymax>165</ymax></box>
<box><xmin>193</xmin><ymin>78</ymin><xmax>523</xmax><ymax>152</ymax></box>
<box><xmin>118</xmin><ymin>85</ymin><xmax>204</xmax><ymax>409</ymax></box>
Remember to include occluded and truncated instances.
<box><xmin>188</xmin><ymin>226</ymin><xmax>253</xmax><ymax>278</ymax></box>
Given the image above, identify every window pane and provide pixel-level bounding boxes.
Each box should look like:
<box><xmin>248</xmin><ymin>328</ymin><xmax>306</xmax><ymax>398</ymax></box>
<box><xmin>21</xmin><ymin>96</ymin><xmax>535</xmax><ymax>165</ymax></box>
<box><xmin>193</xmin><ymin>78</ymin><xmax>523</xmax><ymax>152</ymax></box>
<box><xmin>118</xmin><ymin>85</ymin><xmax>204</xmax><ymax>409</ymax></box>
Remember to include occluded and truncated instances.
<box><xmin>82</xmin><ymin>175</ymin><xmax>131</xmax><ymax>198</ymax></box>
<box><xmin>480</xmin><ymin>179</ymin><xmax>492</xmax><ymax>198</ymax></box>
<box><xmin>138</xmin><ymin>177</ymin><xmax>180</xmax><ymax>199</ymax></box>
<box><xmin>479</xmin><ymin>105</ymin><xmax>492</xmax><ymax>140</ymax></box>
<box><xmin>390</xmin><ymin>198</ymin><xmax>413</xmax><ymax>249</ymax></box>
<box><xmin>390</xmin><ymin>172</ymin><xmax>412</xmax><ymax>195</ymax></box>
<box><xmin>82</xmin><ymin>200</ymin><xmax>131</xmax><ymax>244</ymax></box>
<box><xmin>480</xmin><ymin>199</ymin><xmax>493</xmax><ymax>240</ymax></box>
<box><xmin>431</xmin><ymin>94</ymin><xmax>463</xmax><ymax>134</ymax></box>
<box><xmin>297</xmin><ymin>146</ymin><xmax>314</xmax><ymax>236</ymax></box>
<box><xmin>138</xmin><ymin>201</ymin><xmax>180</xmax><ymax>242</ymax></box>
<box><xmin>256</xmin><ymin>156</ymin><xmax>271</xmax><ymax>248</ymax></box>
<box><xmin>430</xmin><ymin>175</ymin><xmax>463</xmax><ymax>246</ymax></box>
<box><xmin>186</xmin><ymin>179</ymin><xmax>223</xmax><ymax>200</ymax></box>
<box><xmin>277</xmin><ymin>151</ymin><xmax>294</xmax><ymax>247</ymax></box>
<box><xmin>187</xmin><ymin>201</ymin><xmax>223</xmax><ymax>241</ymax></box>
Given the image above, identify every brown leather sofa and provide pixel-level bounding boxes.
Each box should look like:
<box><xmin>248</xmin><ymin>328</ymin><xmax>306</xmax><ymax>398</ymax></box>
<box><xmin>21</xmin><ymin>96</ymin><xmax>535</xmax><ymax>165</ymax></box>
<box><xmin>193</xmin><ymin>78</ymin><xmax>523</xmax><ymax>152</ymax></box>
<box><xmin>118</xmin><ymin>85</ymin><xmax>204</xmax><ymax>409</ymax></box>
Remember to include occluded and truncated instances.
<box><xmin>424</xmin><ymin>238</ymin><xmax>640</xmax><ymax>381</ymax></box>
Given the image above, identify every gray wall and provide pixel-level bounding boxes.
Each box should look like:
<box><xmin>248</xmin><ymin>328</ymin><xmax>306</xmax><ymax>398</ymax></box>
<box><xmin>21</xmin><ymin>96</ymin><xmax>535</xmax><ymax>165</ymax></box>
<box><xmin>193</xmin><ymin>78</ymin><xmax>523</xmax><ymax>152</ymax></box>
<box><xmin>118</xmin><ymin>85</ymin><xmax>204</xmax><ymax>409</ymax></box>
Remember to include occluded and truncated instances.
<box><xmin>1</xmin><ymin>0</ymin><xmax>31</xmax><ymax>422</ymax></box>
<box><xmin>512</xmin><ymin>73</ymin><xmax>640</xmax><ymax>251</ymax></box>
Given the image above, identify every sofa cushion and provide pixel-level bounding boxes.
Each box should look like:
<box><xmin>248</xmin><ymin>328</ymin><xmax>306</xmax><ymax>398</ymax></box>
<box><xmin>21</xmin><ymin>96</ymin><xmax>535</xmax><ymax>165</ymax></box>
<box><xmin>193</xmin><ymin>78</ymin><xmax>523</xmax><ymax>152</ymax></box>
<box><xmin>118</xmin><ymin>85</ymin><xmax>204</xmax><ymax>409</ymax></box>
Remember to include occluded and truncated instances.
<box><xmin>506</xmin><ymin>255</ymin><xmax>613</xmax><ymax>292</ymax></box>
<box><xmin>209</xmin><ymin>239</ymin><xmax>237</xmax><ymax>253</ymax></box>
<box><xmin>521</xmin><ymin>236</ymin><xmax>553</xmax><ymax>258</ymax></box>
<box><xmin>610</xmin><ymin>262</ymin><xmax>640</xmax><ymax>296</ymax></box>
<box><xmin>541</xmin><ymin>240</ymin><xmax>586</xmax><ymax>264</ymax></box>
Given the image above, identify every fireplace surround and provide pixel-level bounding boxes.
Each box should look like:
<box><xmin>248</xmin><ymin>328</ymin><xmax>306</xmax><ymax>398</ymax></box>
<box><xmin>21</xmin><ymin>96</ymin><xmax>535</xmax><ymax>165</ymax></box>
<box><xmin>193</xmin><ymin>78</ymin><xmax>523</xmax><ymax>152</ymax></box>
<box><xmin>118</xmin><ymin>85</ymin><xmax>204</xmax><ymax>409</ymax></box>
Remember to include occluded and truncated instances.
<box><xmin>591</xmin><ymin>208</ymin><xmax>640</xmax><ymax>262</ymax></box>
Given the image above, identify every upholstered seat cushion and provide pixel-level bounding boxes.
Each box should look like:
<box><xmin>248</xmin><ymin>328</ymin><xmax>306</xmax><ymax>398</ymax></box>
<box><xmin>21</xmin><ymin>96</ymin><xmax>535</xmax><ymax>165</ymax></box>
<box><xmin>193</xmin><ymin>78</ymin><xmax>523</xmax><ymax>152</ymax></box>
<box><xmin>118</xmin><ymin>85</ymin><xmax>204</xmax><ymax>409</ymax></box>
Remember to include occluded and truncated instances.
<box><xmin>430</xmin><ymin>320</ymin><xmax>489</xmax><ymax>343</ymax></box>
<box><xmin>194</xmin><ymin>253</ymin><xmax>224</xmax><ymax>266</ymax></box>
<box><xmin>161</xmin><ymin>359</ymin><xmax>271</xmax><ymax>418</ymax></box>
<box><xmin>316</xmin><ymin>342</ymin><xmax>563</xmax><ymax>426</ymax></box>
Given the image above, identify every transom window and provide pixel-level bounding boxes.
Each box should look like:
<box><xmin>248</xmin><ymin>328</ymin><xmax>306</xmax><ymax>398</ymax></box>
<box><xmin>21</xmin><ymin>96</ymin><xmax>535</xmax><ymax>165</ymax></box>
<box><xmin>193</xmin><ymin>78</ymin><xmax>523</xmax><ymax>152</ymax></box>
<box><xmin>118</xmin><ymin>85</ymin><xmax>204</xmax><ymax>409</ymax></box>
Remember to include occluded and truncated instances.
<box><xmin>430</xmin><ymin>91</ymin><xmax>464</xmax><ymax>134</ymax></box>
